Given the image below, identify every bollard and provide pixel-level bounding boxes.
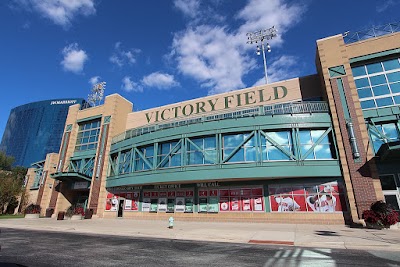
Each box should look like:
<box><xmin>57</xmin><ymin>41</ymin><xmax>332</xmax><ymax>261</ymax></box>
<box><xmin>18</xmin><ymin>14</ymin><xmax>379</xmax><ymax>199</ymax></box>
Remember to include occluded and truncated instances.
<box><xmin>168</xmin><ymin>216</ymin><xmax>174</xmax><ymax>229</ymax></box>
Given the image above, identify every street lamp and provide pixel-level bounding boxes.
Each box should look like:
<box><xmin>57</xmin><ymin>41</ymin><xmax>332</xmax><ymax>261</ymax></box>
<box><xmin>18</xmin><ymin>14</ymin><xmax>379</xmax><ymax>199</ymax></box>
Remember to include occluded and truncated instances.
<box><xmin>247</xmin><ymin>26</ymin><xmax>277</xmax><ymax>84</ymax></box>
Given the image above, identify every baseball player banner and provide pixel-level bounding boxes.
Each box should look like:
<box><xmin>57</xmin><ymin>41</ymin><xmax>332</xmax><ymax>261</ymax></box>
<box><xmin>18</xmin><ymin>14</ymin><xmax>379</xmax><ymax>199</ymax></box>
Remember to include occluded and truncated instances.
<box><xmin>269</xmin><ymin>181</ymin><xmax>345</xmax><ymax>212</ymax></box>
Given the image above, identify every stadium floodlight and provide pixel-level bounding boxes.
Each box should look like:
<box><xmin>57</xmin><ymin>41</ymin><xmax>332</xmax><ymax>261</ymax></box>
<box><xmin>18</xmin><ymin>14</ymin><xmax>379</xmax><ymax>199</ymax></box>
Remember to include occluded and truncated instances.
<box><xmin>247</xmin><ymin>26</ymin><xmax>278</xmax><ymax>84</ymax></box>
<box><xmin>88</xmin><ymin>81</ymin><xmax>106</xmax><ymax>107</ymax></box>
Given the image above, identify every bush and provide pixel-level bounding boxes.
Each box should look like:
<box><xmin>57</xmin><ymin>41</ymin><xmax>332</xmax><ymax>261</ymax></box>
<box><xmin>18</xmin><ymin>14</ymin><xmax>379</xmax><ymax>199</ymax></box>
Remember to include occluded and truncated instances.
<box><xmin>24</xmin><ymin>204</ymin><xmax>41</xmax><ymax>214</ymax></box>
<box><xmin>66</xmin><ymin>204</ymin><xmax>85</xmax><ymax>217</ymax></box>
<box><xmin>362</xmin><ymin>200</ymin><xmax>399</xmax><ymax>228</ymax></box>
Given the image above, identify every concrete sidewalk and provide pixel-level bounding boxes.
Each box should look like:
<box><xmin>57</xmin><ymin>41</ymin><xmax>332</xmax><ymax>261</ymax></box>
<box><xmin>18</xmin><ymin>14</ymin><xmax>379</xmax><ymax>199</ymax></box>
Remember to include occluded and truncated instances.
<box><xmin>1</xmin><ymin>218</ymin><xmax>400</xmax><ymax>251</ymax></box>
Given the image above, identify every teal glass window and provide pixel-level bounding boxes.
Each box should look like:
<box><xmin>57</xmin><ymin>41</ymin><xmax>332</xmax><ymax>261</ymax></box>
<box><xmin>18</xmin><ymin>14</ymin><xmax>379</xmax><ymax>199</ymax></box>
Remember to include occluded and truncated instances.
<box><xmin>355</xmin><ymin>78</ymin><xmax>369</xmax><ymax>88</ymax></box>
<box><xmin>360</xmin><ymin>100</ymin><xmax>375</xmax><ymax>109</ymax></box>
<box><xmin>369</xmin><ymin>75</ymin><xmax>387</xmax><ymax>86</ymax></box>
<box><xmin>376</xmin><ymin>97</ymin><xmax>394</xmax><ymax>107</ymax></box>
<box><xmin>222</xmin><ymin>133</ymin><xmax>256</xmax><ymax>163</ymax></box>
<box><xmin>382</xmin><ymin>124</ymin><xmax>399</xmax><ymax>140</ymax></box>
<box><xmin>371</xmin><ymin>131</ymin><xmax>384</xmax><ymax>152</ymax></box>
<box><xmin>118</xmin><ymin>150</ymin><xmax>132</xmax><ymax>174</ymax></box>
<box><xmin>135</xmin><ymin>145</ymin><xmax>154</xmax><ymax>171</ymax></box>
<box><xmin>394</xmin><ymin>95</ymin><xmax>400</xmax><ymax>104</ymax></box>
<box><xmin>109</xmin><ymin>154</ymin><xmax>118</xmax><ymax>177</ymax></box>
<box><xmin>70</xmin><ymin>158</ymin><xmax>94</xmax><ymax>177</ymax></box>
<box><xmin>357</xmin><ymin>88</ymin><xmax>372</xmax><ymax>98</ymax></box>
<box><xmin>383</xmin><ymin>59</ymin><xmax>400</xmax><ymax>71</ymax></box>
<box><xmin>31</xmin><ymin>169</ymin><xmax>43</xmax><ymax>188</ymax></box>
<box><xmin>261</xmin><ymin>131</ymin><xmax>292</xmax><ymax>161</ymax></box>
<box><xmin>387</xmin><ymin>71</ymin><xmax>400</xmax><ymax>83</ymax></box>
<box><xmin>157</xmin><ymin>141</ymin><xmax>181</xmax><ymax>168</ymax></box>
<box><xmin>366</xmin><ymin>62</ymin><xmax>383</xmax><ymax>74</ymax></box>
<box><xmin>352</xmin><ymin>65</ymin><xmax>366</xmax><ymax>76</ymax></box>
<box><xmin>187</xmin><ymin>136</ymin><xmax>217</xmax><ymax>165</ymax></box>
<box><xmin>299</xmin><ymin>130</ymin><xmax>333</xmax><ymax>159</ymax></box>
<box><xmin>372</xmin><ymin>84</ymin><xmax>390</xmax><ymax>96</ymax></box>
<box><xmin>370</xmin><ymin>123</ymin><xmax>400</xmax><ymax>153</ymax></box>
<box><xmin>390</xmin><ymin>82</ymin><xmax>400</xmax><ymax>93</ymax></box>
<box><xmin>352</xmin><ymin>57</ymin><xmax>400</xmax><ymax>110</ymax></box>
<box><xmin>75</xmin><ymin>119</ymin><xmax>101</xmax><ymax>151</ymax></box>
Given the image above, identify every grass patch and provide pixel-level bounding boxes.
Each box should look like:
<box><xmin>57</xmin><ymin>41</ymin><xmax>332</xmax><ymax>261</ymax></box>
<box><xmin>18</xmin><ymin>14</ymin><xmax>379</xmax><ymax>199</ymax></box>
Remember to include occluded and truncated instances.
<box><xmin>0</xmin><ymin>214</ymin><xmax>24</xmax><ymax>219</ymax></box>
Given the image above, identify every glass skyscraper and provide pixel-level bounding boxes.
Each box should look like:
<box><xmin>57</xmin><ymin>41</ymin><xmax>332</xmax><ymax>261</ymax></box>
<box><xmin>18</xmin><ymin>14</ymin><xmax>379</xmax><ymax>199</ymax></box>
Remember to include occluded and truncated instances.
<box><xmin>0</xmin><ymin>99</ymin><xmax>86</xmax><ymax>167</ymax></box>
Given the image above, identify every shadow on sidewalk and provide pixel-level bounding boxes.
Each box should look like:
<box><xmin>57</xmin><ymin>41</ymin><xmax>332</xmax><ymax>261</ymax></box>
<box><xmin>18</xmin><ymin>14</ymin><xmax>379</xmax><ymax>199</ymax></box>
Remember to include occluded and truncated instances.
<box><xmin>314</xmin><ymin>230</ymin><xmax>340</xmax><ymax>236</ymax></box>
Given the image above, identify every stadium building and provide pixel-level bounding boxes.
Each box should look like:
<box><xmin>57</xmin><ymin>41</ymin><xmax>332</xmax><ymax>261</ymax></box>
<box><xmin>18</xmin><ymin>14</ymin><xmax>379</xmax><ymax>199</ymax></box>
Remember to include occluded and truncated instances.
<box><xmin>24</xmin><ymin>23</ymin><xmax>400</xmax><ymax>224</ymax></box>
<box><xmin>1</xmin><ymin>99</ymin><xmax>86</xmax><ymax>167</ymax></box>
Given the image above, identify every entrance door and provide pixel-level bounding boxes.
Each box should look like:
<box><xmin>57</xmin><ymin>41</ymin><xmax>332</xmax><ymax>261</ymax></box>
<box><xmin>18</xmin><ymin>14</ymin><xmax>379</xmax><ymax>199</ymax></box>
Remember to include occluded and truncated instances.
<box><xmin>379</xmin><ymin>174</ymin><xmax>400</xmax><ymax>213</ymax></box>
<box><xmin>118</xmin><ymin>199</ymin><xmax>124</xmax><ymax>217</ymax></box>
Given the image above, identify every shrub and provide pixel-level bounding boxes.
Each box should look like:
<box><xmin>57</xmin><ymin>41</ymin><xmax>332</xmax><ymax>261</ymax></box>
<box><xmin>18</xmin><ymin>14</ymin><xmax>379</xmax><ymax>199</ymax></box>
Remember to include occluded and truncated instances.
<box><xmin>362</xmin><ymin>200</ymin><xmax>399</xmax><ymax>228</ymax></box>
<box><xmin>66</xmin><ymin>204</ymin><xmax>85</xmax><ymax>217</ymax></box>
<box><xmin>24</xmin><ymin>204</ymin><xmax>41</xmax><ymax>214</ymax></box>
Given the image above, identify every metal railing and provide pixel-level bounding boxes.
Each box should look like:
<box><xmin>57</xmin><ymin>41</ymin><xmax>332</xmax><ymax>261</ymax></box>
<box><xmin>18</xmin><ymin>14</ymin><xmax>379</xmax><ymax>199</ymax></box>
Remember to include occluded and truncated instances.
<box><xmin>343</xmin><ymin>22</ymin><xmax>400</xmax><ymax>44</ymax></box>
<box><xmin>112</xmin><ymin>101</ymin><xmax>330</xmax><ymax>144</ymax></box>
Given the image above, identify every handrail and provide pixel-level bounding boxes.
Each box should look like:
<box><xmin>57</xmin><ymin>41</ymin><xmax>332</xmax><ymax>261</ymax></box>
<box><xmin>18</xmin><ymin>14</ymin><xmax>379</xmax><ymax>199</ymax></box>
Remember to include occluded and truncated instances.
<box><xmin>112</xmin><ymin>101</ymin><xmax>329</xmax><ymax>144</ymax></box>
<box><xmin>343</xmin><ymin>22</ymin><xmax>400</xmax><ymax>44</ymax></box>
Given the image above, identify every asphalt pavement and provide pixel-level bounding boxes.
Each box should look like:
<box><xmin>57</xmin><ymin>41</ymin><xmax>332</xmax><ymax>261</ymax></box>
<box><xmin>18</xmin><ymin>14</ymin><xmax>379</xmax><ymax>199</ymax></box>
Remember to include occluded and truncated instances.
<box><xmin>0</xmin><ymin>217</ymin><xmax>399</xmax><ymax>251</ymax></box>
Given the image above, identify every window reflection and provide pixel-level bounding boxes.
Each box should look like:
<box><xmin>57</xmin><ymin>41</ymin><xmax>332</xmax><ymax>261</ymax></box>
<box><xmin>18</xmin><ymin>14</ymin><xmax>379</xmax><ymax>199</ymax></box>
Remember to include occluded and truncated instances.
<box><xmin>353</xmin><ymin>58</ymin><xmax>400</xmax><ymax>110</ymax></box>
<box><xmin>75</xmin><ymin>119</ymin><xmax>101</xmax><ymax>152</ymax></box>
<box><xmin>370</xmin><ymin>122</ymin><xmax>400</xmax><ymax>153</ymax></box>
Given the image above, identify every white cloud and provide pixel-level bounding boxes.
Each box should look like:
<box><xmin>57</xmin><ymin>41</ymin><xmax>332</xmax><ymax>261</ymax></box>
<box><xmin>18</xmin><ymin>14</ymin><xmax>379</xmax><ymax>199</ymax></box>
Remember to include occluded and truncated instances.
<box><xmin>61</xmin><ymin>43</ymin><xmax>88</xmax><ymax>74</ymax></box>
<box><xmin>173</xmin><ymin>0</ymin><xmax>200</xmax><ymax>18</ymax></box>
<box><xmin>141</xmin><ymin>72</ymin><xmax>180</xmax><ymax>90</ymax></box>
<box><xmin>89</xmin><ymin>76</ymin><xmax>101</xmax><ymax>85</ymax></box>
<box><xmin>376</xmin><ymin>0</ymin><xmax>397</xmax><ymax>12</ymax></box>
<box><xmin>171</xmin><ymin>0</ymin><xmax>306</xmax><ymax>95</ymax></box>
<box><xmin>110</xmin><ymin>42</ymin><xmax>141</xmax><ymax>67</ymax></box>
<box><xmin>237</xmin><ymin>0</ymin><xmax>304</xmax><ymax>37</ymax></box>
<box><xmin>173</xmin><ymin>0</ymin><xmax>225</xmax><ymax>25</ymax></box>
<box><xmin>121</xmin><ymin>76</ymin><xmax>143</xmax><ymax>93</ymax></box>
<box><xmin>15</xmin><ymin>0</ymin><xmax>96</xmax><ymax>28</ymax></box>
<box><xmin>172</xmin><ymin>26</ymin><xmax>254</xmax><ymax>95</ymax></box>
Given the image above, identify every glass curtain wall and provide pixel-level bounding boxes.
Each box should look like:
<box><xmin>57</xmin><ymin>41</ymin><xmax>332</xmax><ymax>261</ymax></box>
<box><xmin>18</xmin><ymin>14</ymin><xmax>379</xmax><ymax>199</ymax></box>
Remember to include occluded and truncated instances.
<box><xmin>352</xmin><ymin>58</ymin><xmax>400</xmax><ymax>110</ymax></box>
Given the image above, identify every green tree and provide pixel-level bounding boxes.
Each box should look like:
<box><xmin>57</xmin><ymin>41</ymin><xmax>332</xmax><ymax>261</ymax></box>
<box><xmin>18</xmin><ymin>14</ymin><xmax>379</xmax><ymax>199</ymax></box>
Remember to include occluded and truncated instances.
<box><xmin>0</xmin><ymin>171</ymin><xmax>24</xmax><ymax>214</ymax></box>
<box><xmin>0</xmin><ymin>152</ymin><xmax>27</xmax><ymax>214</ymax></box>
<box><xmin>0</xmin><ymin>151</ymin><xmax>14</xmax><ymax>171</ymax></box>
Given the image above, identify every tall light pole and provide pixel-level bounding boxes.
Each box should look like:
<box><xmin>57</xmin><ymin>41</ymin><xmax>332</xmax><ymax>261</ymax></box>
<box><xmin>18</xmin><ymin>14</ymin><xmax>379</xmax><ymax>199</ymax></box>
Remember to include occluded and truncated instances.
<box><xmin>87</xmin><ymin>81</ymin><xmax>106</xmax><ymax>107</ymax></box>
<box><xmin>247</xmin><ymin>26</ymin><xmax>278</xmax><ymax>84</ymax></box>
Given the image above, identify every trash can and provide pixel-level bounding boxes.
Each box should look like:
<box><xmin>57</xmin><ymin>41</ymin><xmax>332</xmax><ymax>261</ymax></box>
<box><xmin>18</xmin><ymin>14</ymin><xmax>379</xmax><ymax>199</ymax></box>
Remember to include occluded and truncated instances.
<box><xmin>45</xmin><ymin>208</ymin><xmax>54</xmax><ymax>218</ymax></box>
<box><xmin>57</xmin><ymin>211</ymin><xmax>65</xmax><ymax>220</ymax></box>
<box><xmin>84</xmin><ymin>209</ymin><xmax>93</xmax><ymax>219</ymax></box>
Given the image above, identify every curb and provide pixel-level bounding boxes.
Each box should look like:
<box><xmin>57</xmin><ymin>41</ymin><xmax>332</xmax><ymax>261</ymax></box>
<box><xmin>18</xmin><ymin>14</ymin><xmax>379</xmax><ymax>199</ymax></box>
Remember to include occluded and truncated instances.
<box><xmin>248</xmin><ymin>240</ymin><xmax>294</xmax><ymax>246</ymax></box>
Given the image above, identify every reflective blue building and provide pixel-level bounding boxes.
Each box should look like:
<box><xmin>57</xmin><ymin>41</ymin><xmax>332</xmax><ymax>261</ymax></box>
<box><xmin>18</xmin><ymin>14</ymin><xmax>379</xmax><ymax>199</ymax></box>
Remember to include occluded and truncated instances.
<box><xmin>0</xmin><ymin>99</ymin><xmax>86</xmax><ymax>167</ymax></box>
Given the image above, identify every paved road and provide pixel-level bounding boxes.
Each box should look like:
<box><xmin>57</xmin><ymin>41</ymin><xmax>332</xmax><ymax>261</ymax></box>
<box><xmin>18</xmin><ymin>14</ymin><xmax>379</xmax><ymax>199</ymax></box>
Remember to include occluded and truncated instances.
<box><xmin>1</xmin><ymin>228</ymin><xmax>400</xmax><ymax>267</ymax></box>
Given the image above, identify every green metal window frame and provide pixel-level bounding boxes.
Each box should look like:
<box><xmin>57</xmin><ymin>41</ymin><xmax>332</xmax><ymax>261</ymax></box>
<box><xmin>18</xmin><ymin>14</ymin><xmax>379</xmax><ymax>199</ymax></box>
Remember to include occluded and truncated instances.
<box><xmin>186</xmin><ymin>135</ymin><xmax>218</xmax><ymax>165</ymax></box>
<box><xmin>108</xmin><ymin>126</ymin><xmax>336</xmax><ymax>177</ymax></box>
<box><xmin>367</xmin><ymin>120</ymin><xmax>400</xmax><ymax>154</ymax></box>
<box><xmin>68</xmin><ymin>156</ymin><xmax>95</xmax><ymax>178</ymax></box>
<box><xmin>75</xmin><ymin>119</ymin><xmax>101</xmax><ymax>152</ymax></box>
<box><xmin>352</xmin><ymin>57</ymin><xmax>400</xmax><ymax>110</ymax></box>
<box><xmin>30</xmin><ymin>160</ymin><xmax>45</xmax><ymax>189</ymax></box>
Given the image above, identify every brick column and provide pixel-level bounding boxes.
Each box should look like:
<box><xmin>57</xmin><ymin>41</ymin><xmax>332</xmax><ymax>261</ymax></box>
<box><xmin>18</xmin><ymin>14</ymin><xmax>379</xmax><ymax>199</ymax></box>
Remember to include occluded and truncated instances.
<box><xmin>88</xmin><ymin>123</ymin><xmax>109</xmax><ymax>214</ymax></box>
<box><xmin>330</xmin><ymin>77</ymin><xmax>378</xmax><ymax>216</ymax></box>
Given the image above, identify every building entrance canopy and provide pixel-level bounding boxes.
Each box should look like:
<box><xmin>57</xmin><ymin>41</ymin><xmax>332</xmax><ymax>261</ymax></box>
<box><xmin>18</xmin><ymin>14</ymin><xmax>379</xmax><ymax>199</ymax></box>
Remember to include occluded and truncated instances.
<box><xmin>50</xmin><ymin>172</ymin><xmax>92</xmax><ymax>183</ymax></box>
<box><xmin>376</xmin><ymin>141</ymin><xmax>400</xmax><ymax>161</ymax></box>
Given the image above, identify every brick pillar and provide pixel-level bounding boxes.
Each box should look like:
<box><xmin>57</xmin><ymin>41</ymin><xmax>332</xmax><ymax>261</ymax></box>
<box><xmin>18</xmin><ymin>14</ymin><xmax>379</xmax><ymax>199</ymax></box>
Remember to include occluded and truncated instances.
<box><xmin>89</xmin><ymin>124</ymin><xmax>109</xmax><ymax>214</ymax></box>
<box><xmin>35</xmin><ymin>171</ymin><xmax>47</xmax><ymax>206</ymax></box>
<box><xmin>331</xmin><ymin>77</ymin><xmax>378</xmax><ymax>217</ymax></box>
<box><xmin>48</xmin><ymin>181</ymin><xmax>60</xmax><ymax>209</ymax></box>
<box><xmin>36</xmin><ymin>185</ymin><xmax>45</xmax><ymax>206</ymax></box>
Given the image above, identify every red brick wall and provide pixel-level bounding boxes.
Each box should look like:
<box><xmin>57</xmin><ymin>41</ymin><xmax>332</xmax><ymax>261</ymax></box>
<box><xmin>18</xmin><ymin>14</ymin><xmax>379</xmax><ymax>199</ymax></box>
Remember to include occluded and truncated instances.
<box><xmin>89</xmin><ymin>124</ymin><xmax>109</xmax><ymax>214</ymax></box>
<box><xmin>330</xmin><ymin>76</ymin><xmax>377</xmax><ymax>216</ymax></box>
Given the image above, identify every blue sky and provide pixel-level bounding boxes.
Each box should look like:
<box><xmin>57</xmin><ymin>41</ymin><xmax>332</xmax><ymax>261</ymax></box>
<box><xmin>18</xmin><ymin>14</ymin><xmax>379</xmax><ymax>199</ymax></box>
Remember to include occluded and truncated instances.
<box><xmin>1</xmin><ymin>0</ymin><xmax>399</xmax><ymax>139</ymax></box>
